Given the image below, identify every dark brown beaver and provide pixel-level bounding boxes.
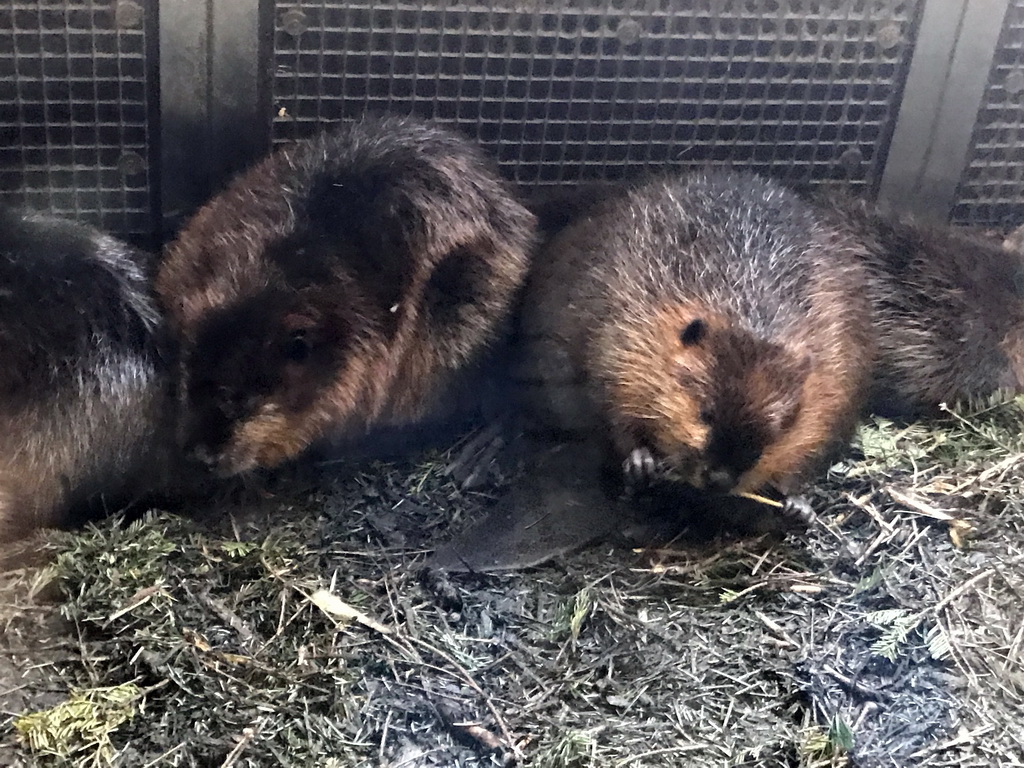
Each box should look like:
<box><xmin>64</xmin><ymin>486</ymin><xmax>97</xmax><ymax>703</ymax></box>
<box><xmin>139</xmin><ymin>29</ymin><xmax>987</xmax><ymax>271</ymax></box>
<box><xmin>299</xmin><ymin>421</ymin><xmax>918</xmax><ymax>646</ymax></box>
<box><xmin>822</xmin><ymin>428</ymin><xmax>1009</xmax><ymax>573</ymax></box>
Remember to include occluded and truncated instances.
<box><xmin>816</xmin><ymin>194</ymin><xmax>1024</xmax><ymax>418</ymax></box>
<box><xmin>157</xmin><ymin>114</ymin><xmax>536</xmax><ymax>476</ymax></box>
<box><xmin>517</xmin><ymin>170</ymin><xmax>876</xmax><ymax>497</ymax></box>
<box><xmin>0</xmin><ymin>206</ymin><xmax>178</xmax><ymax>542</ymax></box>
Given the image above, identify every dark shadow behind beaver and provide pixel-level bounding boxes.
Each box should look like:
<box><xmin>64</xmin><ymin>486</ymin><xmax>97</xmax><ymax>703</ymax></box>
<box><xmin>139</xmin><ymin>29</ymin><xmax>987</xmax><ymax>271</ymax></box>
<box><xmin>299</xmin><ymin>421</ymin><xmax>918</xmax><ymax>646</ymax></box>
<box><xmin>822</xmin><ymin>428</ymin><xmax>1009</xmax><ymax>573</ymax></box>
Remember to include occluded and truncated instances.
<box><xmin>0</xmin><ymin>207</ymin><xmax>207</xmax><ymax>543</ymax></box>
<box><xmin>158</xmin><ymin>114</ymin><xmax>536</xmax><ymax>477</ymax></box>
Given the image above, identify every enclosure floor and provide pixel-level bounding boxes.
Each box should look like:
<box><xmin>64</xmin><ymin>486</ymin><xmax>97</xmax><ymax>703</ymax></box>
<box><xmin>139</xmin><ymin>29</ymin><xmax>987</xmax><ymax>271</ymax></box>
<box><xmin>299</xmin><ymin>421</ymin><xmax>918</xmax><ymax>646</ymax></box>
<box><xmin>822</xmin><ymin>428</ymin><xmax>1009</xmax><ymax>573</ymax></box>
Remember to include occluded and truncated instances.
<box><xmin>2</xmin><ymin>399</ymin><xmax>1023</xmax><ymax>767</ymax></box>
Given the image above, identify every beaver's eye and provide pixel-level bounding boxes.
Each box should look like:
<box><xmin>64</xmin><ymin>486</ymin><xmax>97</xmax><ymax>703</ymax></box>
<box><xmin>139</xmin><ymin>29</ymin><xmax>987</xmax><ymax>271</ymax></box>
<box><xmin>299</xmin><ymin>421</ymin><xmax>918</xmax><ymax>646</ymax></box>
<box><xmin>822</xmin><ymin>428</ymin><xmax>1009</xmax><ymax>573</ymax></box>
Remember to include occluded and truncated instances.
<box><xmin>679</xmin><ymin>319</ymin><xmax>706</xmax><ymax>347</ymax></box>
<box><xmin>284</xmin><ymin>329</ymin><xmax>312</xmax><ymax>363</ymax></box>
<box><xmin>699</xmin><ymin>408</ymin><xmax>715</xmax><ymax>425</ymax></box>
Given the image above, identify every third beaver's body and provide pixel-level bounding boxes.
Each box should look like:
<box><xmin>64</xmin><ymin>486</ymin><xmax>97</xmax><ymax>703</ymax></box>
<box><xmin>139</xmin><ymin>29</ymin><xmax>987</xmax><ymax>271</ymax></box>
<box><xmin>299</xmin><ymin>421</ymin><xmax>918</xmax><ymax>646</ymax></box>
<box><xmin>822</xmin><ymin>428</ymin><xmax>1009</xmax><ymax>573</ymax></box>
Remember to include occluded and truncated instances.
<box><xmin>817</xmin><ymin>195</ymin><xmax>1024</xmax><ymax>417</ymax></box>
<box><xmin>518</xmin><ymin>170</ymin><xmax>875</xmax><ymax>496</ymax></box>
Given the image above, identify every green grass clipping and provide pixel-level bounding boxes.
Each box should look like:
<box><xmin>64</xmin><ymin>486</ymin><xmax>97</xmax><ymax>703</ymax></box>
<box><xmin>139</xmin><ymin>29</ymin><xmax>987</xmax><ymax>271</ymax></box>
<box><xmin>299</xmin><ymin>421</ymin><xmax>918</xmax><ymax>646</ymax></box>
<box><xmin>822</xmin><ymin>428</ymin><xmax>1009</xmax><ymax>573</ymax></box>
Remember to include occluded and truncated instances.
<box><xmin>14</xmin><ymin>683</ymin><xmax>142</xmax><ymax>766</ymax></box>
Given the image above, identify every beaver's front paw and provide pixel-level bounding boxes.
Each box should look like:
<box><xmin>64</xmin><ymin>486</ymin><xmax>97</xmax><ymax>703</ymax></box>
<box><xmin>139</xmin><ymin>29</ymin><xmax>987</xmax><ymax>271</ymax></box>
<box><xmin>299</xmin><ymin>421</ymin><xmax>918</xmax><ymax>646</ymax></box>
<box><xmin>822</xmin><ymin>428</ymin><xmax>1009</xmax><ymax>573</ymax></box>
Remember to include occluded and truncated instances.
<box><xmin>623</xmin><ymin>447</ymin><xmax>660</xmax><ymax>494</ymax></box>
<box><xmin>781</xmin><ymin>495</ymin><xmax>817</xmax><ymax>527</ymax></box>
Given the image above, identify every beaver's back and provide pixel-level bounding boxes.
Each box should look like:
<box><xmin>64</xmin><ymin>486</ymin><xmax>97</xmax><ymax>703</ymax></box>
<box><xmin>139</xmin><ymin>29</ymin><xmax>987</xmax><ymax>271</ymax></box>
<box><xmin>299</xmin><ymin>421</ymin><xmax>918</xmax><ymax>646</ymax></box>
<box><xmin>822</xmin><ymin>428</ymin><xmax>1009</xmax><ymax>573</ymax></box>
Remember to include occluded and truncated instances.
<box><xmin>0</xmin><ymin>208</ymin><xmax>170</xmax><ymax>539</ymax></box>
<box><xmin>582</xmin><ymin>174</ymin><xmax>827</xmax><ymax>327</ymax></box>
<box><xmin>817</xmin><ymin>194</ymin><xmax>1024</xmax><ymax>417</ymax></box>
<box><xmin>522</xmin><ymin>171</ymin><xmax>868</xmax><ymax>396</ymax></box>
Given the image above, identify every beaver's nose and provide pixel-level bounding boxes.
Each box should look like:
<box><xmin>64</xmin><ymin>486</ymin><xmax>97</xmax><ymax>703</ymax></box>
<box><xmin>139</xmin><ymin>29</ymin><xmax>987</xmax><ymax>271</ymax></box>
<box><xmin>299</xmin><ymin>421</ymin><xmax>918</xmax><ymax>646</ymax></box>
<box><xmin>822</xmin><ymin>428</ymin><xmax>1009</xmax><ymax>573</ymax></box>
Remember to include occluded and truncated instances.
<box><xmin>703</xmin><ymin>467</ymin><xmax>738</xmax><ymax>493</ymax></box>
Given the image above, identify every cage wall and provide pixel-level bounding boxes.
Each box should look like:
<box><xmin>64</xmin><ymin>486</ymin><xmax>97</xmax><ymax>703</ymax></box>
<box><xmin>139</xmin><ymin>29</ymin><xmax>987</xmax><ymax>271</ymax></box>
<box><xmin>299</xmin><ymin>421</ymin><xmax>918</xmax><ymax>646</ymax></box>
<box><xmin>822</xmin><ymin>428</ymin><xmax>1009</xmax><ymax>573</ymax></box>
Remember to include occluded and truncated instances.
<box><xmin>951</xmin><ymin>0</ymin><xmax>1024</xmax><ymax>227</ymax></box>
<box><xmin>1</xmin><ymin>0</ymin><xmax>1022</xmax><ymax>244</ymax></box>
<box><xmin>0</xmin><ymin>0</ymin><xmax>158</xmax><ymax>244</ymax></box>
<box><xmin>271</xmin><ymin>0</ymin><xmax>920</xmax><ymax>198</ymax></box>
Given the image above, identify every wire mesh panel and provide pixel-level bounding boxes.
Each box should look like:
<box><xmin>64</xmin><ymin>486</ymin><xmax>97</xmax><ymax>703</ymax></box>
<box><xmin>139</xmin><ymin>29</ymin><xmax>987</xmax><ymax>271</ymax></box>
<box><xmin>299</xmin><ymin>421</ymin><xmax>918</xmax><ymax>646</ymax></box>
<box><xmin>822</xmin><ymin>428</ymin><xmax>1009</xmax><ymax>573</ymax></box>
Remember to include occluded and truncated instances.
<box><xmin>0</xmin><ymin>0</ymin><xmax>157</xmax><ymax>244</ymax></box>
<box><xmin>951</xmin><ymin>0</ymin><xmax>1024</xmax><ymax>229</ymax></box>
<box><xmin>272</xmin><ymin>0</ymin><xmax>923</xmax><ymax>197</ymax></box>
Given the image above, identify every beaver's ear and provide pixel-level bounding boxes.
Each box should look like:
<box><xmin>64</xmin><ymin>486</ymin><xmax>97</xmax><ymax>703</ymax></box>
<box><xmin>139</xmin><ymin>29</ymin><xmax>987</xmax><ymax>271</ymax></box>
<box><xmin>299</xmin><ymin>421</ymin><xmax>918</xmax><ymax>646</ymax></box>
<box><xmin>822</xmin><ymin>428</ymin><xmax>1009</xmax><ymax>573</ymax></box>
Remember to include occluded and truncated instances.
<box><xmin>679</xmin><ymin>318</ymin><xmax>707</xmax><ymax>347</ymax></box>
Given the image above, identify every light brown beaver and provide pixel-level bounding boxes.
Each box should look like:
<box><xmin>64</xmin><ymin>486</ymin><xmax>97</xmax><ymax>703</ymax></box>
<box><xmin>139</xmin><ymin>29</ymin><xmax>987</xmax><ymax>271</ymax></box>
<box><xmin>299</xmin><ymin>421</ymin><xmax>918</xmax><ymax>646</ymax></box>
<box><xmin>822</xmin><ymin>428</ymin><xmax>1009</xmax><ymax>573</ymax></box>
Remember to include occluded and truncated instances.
<box><xmin>516</xmin><ymin>170</ymin><xmax>876</xmax><ymax>498</ymax></box>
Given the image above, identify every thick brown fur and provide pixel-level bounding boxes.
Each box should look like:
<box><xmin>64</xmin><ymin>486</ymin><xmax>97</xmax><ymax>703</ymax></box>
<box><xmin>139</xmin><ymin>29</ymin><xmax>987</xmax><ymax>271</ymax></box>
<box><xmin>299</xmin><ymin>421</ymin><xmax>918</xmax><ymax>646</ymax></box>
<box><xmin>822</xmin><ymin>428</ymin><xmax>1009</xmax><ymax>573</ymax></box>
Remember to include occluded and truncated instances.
<box><xmin>0</xmin><ymin>207</ymin><xmax>183</xmax><ymax>542</ymax></box>
<box><xmin>816</xmin><ymin>194</ymin><xmax>1024</xmax><ymax>418</ymax></box>
<box><xmin>157</xmin><ymin>114</ymin><xmax>536</xmax><ymax>476</ymax></box>
<box><xmin>517</xmin><ymin>171</ymin><xmax>876</xmax><ymax>496</ymax></box>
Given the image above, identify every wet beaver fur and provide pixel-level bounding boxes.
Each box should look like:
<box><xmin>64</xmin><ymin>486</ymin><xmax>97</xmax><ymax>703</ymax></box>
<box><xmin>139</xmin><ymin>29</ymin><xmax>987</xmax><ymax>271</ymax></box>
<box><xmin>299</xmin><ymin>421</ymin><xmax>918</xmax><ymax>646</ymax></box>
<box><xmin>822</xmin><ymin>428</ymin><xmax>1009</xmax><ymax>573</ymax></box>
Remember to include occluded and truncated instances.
<box><xmin>816</xmin><ymin>194</ymin><xmax>1024</xmax><ymax>418</ymax></box>
<box><xmin>157</xmin><ymin>114</ymin><xmax>536</xmax><ymax>476</ymax></box>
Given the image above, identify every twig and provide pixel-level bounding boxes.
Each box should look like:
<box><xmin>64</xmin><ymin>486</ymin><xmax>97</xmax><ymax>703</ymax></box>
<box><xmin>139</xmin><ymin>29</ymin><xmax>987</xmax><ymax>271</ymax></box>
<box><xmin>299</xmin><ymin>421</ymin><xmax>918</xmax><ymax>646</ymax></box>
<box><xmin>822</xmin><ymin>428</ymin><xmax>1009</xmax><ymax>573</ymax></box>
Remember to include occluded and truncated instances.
<box><xmin>379</xmin><ymin>709</ymin><xmax>393</xmax><ymax>764</ymax></box>
<box><xmin>434</xmin><ymin>699</ymin><xmax>506</xmax><ymax>752</ymax></box>
<box><xmin>754</xmin><ymin>610</ymin><xmax>798</xmax><ymax>648</ymax></box>
<box><xmin>107</xmin><ymin>584</ymin><xmax>169</xmax><ymax>623</ymax></box>
<box><xmin>844</xmin><ymin>492</ymin><xmax>895</xmax><ymax>533</ymax></box>
<box><xmin>407</xmin><ymin>636</ymin><xmax>522</xmax><ymax>761</ymax></box>
<box><xmin>887</xmin><ymin>488</ymin><xmax>954</xmax><ymax>522</ymax></box>
<box><xmin>736</xmin><ymin>491</ymin><xmax>782</xmax><ymax>508</ymax></box>
<box><xmin>939</xmin><ymin>402</ymin><xmax>1016</xmax><ymax>452</ymax></box>
<box><xmin>219</xmin><ymin>726</ymin><xmax>256</xmax><ymax>768</ymax></box>
<box><xmin>614</xmin><ymin>744</ymin><xmax>709</xmax><ymax>766</ymax></box>
<box><xmin>305</xmin><ymin>588</ymin><xmax>392</xmax><ymax>635</ymax></box>
<box><xmin>930</xmin><ymin>567</ymin><xmax>997</xmax><ymax>616</ymax></box>
<box><xmin>194</xmin><ymin>589</ymin><xmax>258</xmax><ymax>648</ymax></box>
<box><xmin>142</xmin><ymin>743</ymin><xmax>187</xmax><ymax>767</ymax></box>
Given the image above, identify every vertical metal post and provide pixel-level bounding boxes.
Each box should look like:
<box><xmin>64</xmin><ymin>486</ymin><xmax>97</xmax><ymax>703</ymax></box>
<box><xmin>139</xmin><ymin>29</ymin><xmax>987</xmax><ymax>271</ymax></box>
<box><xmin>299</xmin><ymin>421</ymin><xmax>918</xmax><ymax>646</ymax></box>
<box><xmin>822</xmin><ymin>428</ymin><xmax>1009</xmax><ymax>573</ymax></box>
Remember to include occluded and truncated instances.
<box><xmin>159</xmin><ymin>0</ymin><xmax>210</xmax><ymax>238</ymax></box>
<box><xmin>209</xmin><ymin>0</ymin><xmax>268</xmax><ymax>187</ymax></box>
<box><xmin>158</xmin><ymin>0</ymin><xmax>268</xmax><ymax>239</ymax></box>
<box><xmin>878</xmin><ymin>0</ymin><xmax>1010</xmax><ymax>221</ymax></box>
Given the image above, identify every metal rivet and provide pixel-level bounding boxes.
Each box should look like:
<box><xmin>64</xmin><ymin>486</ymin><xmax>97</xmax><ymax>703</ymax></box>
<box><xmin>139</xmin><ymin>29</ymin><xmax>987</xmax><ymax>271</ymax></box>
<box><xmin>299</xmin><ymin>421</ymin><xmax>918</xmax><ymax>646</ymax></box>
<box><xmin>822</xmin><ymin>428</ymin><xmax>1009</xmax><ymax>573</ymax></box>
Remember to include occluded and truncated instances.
<box><xmin>838</xmin><ymin>148</ymin><xmax>863</xmax><ymax>174</ymax></box>
<box><xmin>1005</xmin><ymin>70</ymin><xmax>1024</xmax><ymax>96</ymax></box>
<box><xmin>115</xmin><ymin>1</ymin><xmax>144</xmax><ymax>29</ymax></box>
<box><xmin>281</xmin><ymin>9</ymin><xmax>309</xmax><ymax>37</ymax></box>
<box><xmin>876</xmin><ymin>23</ymin><xmax>902</xmax><ymax>51</ymax></box>
<box><xmin>118</xmin><ymin>151</ymin><xmax>146</xmax><ymax>176</ymax></box>
<box><xmin>616</xmin><ymin>19</ymin><xmax>642</xmax><ymax>46</ymax></box>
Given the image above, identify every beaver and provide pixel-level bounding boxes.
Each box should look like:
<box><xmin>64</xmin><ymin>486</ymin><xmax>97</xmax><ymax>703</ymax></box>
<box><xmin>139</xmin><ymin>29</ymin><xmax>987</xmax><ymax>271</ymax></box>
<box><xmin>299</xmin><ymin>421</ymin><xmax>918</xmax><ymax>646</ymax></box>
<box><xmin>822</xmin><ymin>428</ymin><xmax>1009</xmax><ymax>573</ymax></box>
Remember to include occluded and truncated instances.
<box><xmin>0</xmin><ymin>206</ymin><xmax>179</xmax><ymax>542</ymax></box>
<box><xmin>815</xmin><ymin>194</ymin><xmax>1024</xmax><ymax>418</ymax></box>
<box><xmin>516</xmin><ymin>170</ymin><xmax>876</xmax><ymax>498</ymax></box>
<box><xmin>157</xmin><ymin>114</ymin><xmax>536</xmax><ymax>476</ymax></box>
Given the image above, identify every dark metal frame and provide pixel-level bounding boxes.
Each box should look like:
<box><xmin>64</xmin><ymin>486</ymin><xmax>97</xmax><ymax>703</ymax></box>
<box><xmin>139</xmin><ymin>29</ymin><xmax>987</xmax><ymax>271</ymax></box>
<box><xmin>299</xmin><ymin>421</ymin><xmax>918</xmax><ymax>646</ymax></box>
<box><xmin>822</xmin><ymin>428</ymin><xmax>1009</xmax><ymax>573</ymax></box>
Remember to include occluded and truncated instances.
<box><xmin>878</xmin><ymin>0</ymin><xmax>1010</xmax><ymax>220</ymax></box>
<box><xmin>155</xmin><ymin>0</ymin><xmax>1017</xmax><ymax>233</ymax></box>
<box><xmin>158</xmin><ymin>0</ymin><xmax>270</xmax><ymax>238</ymax></box>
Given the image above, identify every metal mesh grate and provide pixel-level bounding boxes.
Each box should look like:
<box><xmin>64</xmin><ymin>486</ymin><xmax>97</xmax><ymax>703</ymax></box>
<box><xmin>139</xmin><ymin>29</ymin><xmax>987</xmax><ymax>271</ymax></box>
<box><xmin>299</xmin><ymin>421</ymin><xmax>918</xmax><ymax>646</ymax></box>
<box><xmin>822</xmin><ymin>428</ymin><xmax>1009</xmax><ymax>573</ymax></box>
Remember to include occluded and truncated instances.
<box><xmin>272</xmin><ymin>0</ymin><xmax>922</xmax><ymax>197</ymax></box>
<box><xmin>951</xmin><ymin>0</ymin><xmax>1024</xmax><ymax>229</ymax></box>
<box><xmin>0</xmin><ymin>0</ymin><xmax>157</xmax><ymax>243</ymax></box>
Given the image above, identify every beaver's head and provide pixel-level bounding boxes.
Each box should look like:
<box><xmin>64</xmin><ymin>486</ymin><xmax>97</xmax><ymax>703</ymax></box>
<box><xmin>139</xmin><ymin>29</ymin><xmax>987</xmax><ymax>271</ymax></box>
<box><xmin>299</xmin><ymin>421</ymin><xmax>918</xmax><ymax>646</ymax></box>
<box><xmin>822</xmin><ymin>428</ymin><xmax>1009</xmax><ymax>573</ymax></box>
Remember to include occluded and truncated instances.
<box><xmin>178</xmin><ymin>277</ymin><xmax>383</xmax><ymax>476</ymax></box>
<box><xmin>163</xmin><ymin>115</ymin><xmax>536</xmax><ymax>476</ymax></box>
<box><xmin>607</xmin><ymin>305</ymin><xmax>810</xmax><ymax>494</ymax></box>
